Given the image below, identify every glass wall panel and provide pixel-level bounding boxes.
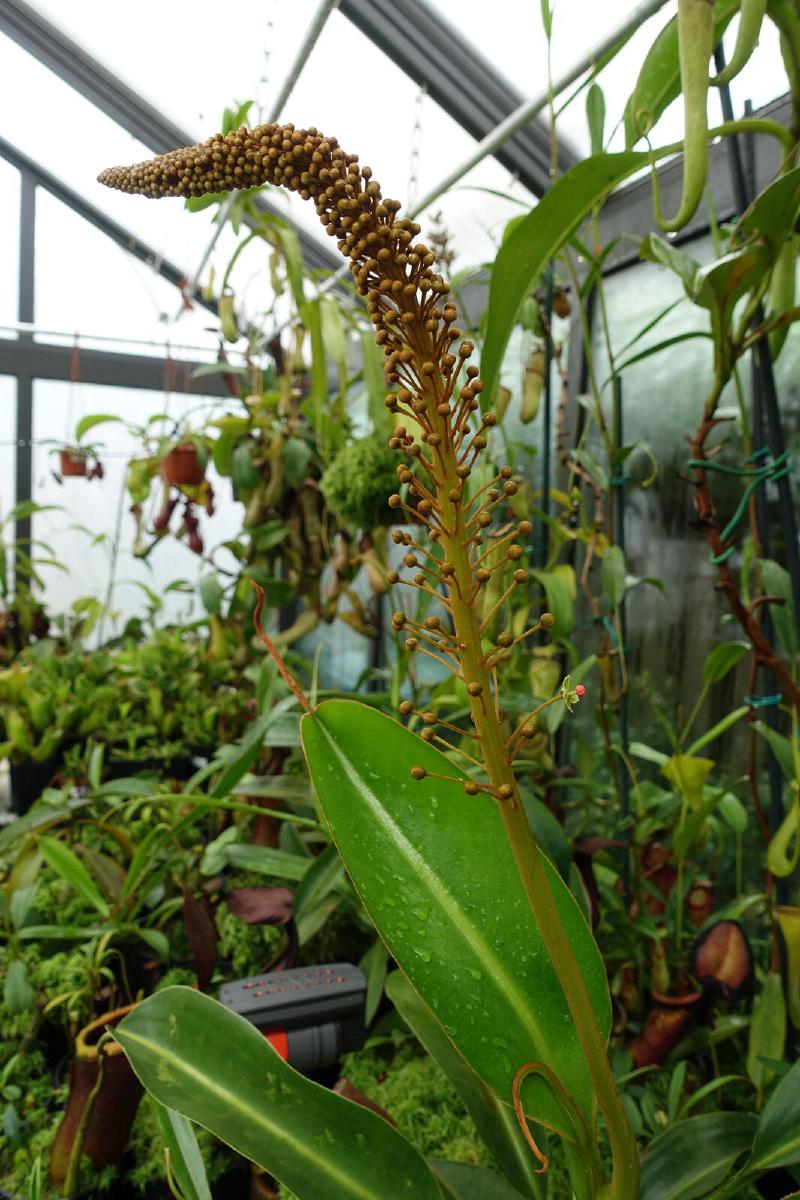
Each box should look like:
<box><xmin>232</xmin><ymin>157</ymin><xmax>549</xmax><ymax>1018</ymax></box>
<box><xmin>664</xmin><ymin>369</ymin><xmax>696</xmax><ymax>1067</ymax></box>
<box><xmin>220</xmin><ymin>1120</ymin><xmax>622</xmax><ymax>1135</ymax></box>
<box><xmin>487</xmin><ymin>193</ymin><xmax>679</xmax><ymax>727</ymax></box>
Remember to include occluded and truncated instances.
<box><xmin>0</xmin><ymin>159</ymin><xmax>20</xmax><ymax>336</ymax></box>
<box><xmin>0</xmin><ymin>376</ymin><xmax>15</xmax><ymax>520</ymax></box>
<box><xmin>34</xmin><ymin>190</ymin><xmax>222</xmax><ymax>359</ymax></box>
<box><xmin>587</xmin><ymin>237</ymin><xmax>800</xmax><ymax>742</ymax></box>
<box><xmin>30</xmin><ymin>380</ymin><xmax>244</xmax><ymax>635</ymax></box>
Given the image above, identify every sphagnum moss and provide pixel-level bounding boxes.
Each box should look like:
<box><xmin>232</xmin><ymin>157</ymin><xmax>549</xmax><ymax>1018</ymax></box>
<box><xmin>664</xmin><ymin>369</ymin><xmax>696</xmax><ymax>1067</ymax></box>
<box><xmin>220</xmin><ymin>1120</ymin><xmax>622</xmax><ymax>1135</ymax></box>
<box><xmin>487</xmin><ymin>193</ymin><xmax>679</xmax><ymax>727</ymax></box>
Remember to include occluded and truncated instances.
<box><xmin>101</xmin><ymin>122</ymin><xmax>639</xmax><ymax>1199</ymax></box>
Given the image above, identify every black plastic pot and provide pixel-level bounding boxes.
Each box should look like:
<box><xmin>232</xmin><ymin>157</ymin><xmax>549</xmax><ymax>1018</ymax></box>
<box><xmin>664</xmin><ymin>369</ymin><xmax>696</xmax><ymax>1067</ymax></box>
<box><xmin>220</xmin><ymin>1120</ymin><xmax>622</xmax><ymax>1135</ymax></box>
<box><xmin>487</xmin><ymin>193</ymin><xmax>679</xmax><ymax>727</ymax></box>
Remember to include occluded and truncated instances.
<box><xmin>9</xmin><ymin>758</ymin><xmax>61</xmax><ymax>814</ymax></box>
<box><xmin>105</xmin><ymin>755</ymin><xmax>197</xmax><ymax>782</ymax></box>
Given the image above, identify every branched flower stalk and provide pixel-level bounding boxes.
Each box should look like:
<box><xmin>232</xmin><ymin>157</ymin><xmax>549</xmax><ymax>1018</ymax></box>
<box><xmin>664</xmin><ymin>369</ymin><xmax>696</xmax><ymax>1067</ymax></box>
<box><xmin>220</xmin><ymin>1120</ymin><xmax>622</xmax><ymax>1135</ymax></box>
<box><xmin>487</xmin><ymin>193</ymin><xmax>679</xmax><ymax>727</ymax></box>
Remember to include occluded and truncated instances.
<box><xmin>101</xmin><ymin>122</ymin><xmax>639</xmax><ymax>1198</ymax></box>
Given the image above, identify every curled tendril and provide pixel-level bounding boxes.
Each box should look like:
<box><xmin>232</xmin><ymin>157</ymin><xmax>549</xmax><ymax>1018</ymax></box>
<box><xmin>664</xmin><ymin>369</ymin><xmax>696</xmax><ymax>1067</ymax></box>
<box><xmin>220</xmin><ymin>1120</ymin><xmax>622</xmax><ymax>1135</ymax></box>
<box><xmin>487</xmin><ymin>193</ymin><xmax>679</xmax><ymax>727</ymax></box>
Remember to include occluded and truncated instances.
<box><xmin>512</xmin><ymin>1063</ymin><xmax>550</xmax><ymax>1174</ymax></box>
<box><xmin>251</xmin><ymin>581</ymin><xmax>312</xmax><ymax>714</ymax></box>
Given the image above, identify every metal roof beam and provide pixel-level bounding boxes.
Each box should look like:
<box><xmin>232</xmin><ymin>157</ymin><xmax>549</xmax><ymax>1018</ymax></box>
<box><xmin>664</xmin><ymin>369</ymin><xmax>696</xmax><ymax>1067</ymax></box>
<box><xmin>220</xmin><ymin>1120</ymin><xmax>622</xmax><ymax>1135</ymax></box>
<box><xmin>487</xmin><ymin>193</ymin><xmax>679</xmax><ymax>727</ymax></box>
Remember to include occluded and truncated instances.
<box><xmin>338</xmin><ymin>0</ymin><xmax>579</xmax><ymax>197</ymax></box>
<box><xmin>0</xmin><ymin>0</ymin><xmax>341</xmax><ymax>279</ymax></box>
<box><xmin>0</xmin><ymin>338</ymin><xmax>231</xmax><ymax>396</ymax></box>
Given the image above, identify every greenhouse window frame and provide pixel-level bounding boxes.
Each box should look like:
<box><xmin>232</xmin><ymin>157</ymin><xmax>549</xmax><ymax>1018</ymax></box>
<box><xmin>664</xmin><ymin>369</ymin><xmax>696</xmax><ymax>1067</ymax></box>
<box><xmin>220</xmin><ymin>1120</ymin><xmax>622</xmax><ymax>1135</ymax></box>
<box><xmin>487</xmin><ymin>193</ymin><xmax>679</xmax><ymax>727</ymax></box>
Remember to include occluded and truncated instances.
<box><xmin>0</xmin><ymin>0</ymin><xmax>343</xmax><ymax>283</ymax></box>
<box><xmin>338</xmin><ymin>0</ymin><xmax>578</xmax><ymax>196</ymax></box>
<box><xmin>0</xmin><ymin>140</ymin><xmax>230</xmax><ymax>559</ymax></box>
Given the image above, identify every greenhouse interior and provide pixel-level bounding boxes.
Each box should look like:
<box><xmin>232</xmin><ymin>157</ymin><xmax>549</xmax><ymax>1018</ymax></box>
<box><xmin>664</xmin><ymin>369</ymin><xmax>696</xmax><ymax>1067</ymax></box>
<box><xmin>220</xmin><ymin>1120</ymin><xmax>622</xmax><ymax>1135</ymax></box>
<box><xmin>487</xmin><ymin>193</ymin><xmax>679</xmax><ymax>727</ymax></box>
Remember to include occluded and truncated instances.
<box><xmin>1</xmin><ymin>0</ymin><xmax>800</xmax><ymax>1196</ymax></box>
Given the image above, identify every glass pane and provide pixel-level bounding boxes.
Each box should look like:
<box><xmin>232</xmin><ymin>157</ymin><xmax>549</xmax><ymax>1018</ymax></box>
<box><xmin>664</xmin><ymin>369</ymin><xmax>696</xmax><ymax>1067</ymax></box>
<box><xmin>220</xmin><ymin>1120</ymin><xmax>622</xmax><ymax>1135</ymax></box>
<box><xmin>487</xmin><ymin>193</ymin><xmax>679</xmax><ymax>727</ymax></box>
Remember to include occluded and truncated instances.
<box><xmin>0</xmin><ymin>375</ymin><xmax>15</xmax><ymax>520</ymax></box>
<box><xmin>30</xmin><ymin>379</ymin><xmax>244</xmax><ymax>635</ymax></box>
<box><xmin>584</xmin><ymin>235</ymin><xmax>798</xmax><ymax>735</ymax></box>
<box><xmin>34</xmin><ymin>189</ymin><xmax>224</xmax><ymax>358</ymax></box>
<box><xmin>0</xmin><ymin>157</ymin><xmax>20</xmax><ymax>334</ymax></box>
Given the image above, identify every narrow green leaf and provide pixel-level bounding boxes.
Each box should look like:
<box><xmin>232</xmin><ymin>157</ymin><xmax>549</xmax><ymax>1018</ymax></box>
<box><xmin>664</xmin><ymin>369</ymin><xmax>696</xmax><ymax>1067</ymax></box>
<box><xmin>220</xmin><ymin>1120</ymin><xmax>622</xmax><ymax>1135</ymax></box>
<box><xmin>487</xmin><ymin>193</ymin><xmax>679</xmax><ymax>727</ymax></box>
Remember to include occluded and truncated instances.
<box><xmin>748</xmin><ymin>1058</ymin><xmax>800</xmax><ymax>1171</ymax></box>
<box><xmin>299</xmin><ymin>299</ymin><xmax>328</xmax><ymax>411</ymax></box>
<box><xmin>294</xmin><ymin>843</ymin><xmax>346</xmax><ymax>919</ymax></box>
<box><xmin>640</xmin><ymin>233</ymin><xmax>700</xmax><ymax>289</ymax></box>
<box><xmin>270</xmin><ymin>217</ymin><xmax>307</xmax><ymax>311</ymax></box>
<box><xmin>685</xmin><ymin>706</ymin><xmax>749</xmax><ymax>756</ymax></box>
<box><xmin>74</xmin><ymin>413</ymin><xmax>121</xmax><ymax>443</ymax></box>
<box><xmin>150</xmin><ymin>1100</ymin><xmax>212</xmax><ymax>1200</ymax></box>
<box><xmin>359</xmin><ymin>939</ymin><xmax>389</xmax><ymax>1025</ymax></box>
<box><xmin>300</xmin><ymin>700</ymin><xmax>611</xmax><ymax>1139</ymax></box>
<box><xmin>38</xmin><ymin>835</ymin><xmax>110</xmax><ymax>917</ymax></box>
<box><xmin>361</xmin><ymin>329</ymin><xmax>390</xmax><ymax>441</ymax></box>
<box><xmin>703</xmin><ymin>642</ymin><xmax>750</xmax><ymax>685</ymax></box>
<box><xmin>602</xmin><ymin>545</ymin><xmax>627</xmax><ymax>609</ymax></box>
<box><xmin>115</xmin><ymin>987</ymin><xmax>442</xmax><ymax>1200</ymax></box>
<box><xmin>760</xmin><ymin>560</ymin><xmax>798</xmax><ymax>656</ymax></box>
<box><xmin>482</xmin><ymin>151</ymin><xmax>649</xmax><ymax>404</ymax></box>
<box><xmin>532</xmin><ymin>566</ymin><xmax>574</xmax><ymax>638</ymax></box>
<box><xmin>718</xmin><ymin>791</ymin><xmax>748</xmax><ymax>836</ymax></box>
<box><xmin>4</xmin><ymin>960</ymin><xmax>33</xmax><ymax>1014</ymax></box>
<box><xmin>747</xmin><ymin>973</ymin><xmax>787</xmax><ymax>1091</ymax></box>
<box><xmin>754</xmin><ymin>721</ymin><xmax>797</xmax><ymax>781</ymax></box>
<box><xmin>677</xmin><ymin>1075</ymin><xmax>747</xmax><ymax>1120</ymax></box>
<box><xmin>387</xmin><ymin>973</ymin><xmax>544</xmax><ymax>1200</ymax></box>
<box><xmin>231</xmin><ymin>441</ymin><xmax>262</xmax><ymax>491</ymax></box>
<box><xmin>198</xmin><ymin>574</ymin><xmax>224</xmax><ymax>616</ymax></box>
<box><xmin>586</xmin><ymin>83</ymin><xmax>605</xmax><ymax>155</ymax></box>
<box><xmin>223</xmin><ymin>844</ymin><xmax>321</xmax><ymax>884</ymax></box>
<box><xmin>629</xmin><ymin>742</ymin><xmax>667</xmax><ymax>766</ymax></box>
<box><xmin>640</xmin><ymin>1112</ymin><xmax>757</xmax><ymax>1200</ymax></box>
<box><xmin>667</xmin><ymin>1061</ymin><xmax>687</xmax><ymax>1124</ymax></box>
<box><xmin>211</xmin><ymin>713</ymin><xmax>272</xmax><ymax>799</ymax></box>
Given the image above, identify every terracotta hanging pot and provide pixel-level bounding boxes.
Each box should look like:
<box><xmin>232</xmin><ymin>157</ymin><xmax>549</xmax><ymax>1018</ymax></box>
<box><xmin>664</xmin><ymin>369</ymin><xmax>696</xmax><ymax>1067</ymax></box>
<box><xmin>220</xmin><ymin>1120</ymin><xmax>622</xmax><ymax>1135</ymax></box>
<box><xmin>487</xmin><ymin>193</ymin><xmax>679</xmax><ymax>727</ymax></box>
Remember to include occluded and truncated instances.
<box><xmin>50</xmin><ymin>1003</ymin><xmax>143</xmax><ymax>1186</ymax></box>
<box><xmin>59</xmin><ymin>448</ymin><xmax>89</xmax><ymax>477</ymax></box>
<box><xmin>161</xmin><ymin>442</ymin><xmax>205</xmax><ymax>486</ymax></box>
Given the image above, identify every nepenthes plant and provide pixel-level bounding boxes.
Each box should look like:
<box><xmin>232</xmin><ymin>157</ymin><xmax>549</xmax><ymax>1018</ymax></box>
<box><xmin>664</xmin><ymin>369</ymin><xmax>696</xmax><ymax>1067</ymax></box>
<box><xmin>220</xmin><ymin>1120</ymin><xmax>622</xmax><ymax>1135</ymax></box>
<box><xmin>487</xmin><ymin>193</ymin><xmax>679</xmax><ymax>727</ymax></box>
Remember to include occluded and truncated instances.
<box><xmin>100</xmin><ymin>120</ymin><xmax>638</xmax><ymax>1200</ymax></box>
<box><xmin>96</xmin><ymin>81</ymin><xmax>800</xmax><ymax>1194</ymax></box>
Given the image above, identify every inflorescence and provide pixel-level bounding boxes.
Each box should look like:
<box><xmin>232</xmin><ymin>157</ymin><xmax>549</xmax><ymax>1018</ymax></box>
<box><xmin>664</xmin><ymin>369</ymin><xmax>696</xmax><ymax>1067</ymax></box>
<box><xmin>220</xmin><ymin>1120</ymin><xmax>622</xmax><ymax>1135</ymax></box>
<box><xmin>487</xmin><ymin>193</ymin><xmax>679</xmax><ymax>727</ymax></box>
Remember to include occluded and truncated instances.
<box><xmin>100</xmin><ymin>122</ymin><xmax>564</xmax><ymax>798</ymax></box>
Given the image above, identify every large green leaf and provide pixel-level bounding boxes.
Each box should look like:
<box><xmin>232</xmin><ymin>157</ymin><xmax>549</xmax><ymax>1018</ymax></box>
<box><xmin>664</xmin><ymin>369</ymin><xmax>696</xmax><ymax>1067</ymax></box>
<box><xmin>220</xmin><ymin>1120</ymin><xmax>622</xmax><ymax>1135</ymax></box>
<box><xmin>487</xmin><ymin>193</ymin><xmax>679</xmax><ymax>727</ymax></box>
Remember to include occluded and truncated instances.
<box><xmin>640</xmin><ymin>1112</ymin><xmax>757</xmax><ymax>1200</ymax></box>
<box><xmin>747</xmin><ymin>1058</ymin><xmax>800</xmax><ymax>1172</ymax></box>
<box><xmin>115</xmin><ymin>987</ymin><xmax>442</xmax><ymax>1200</ymax></box>
<box><xmin>300</xmin><ymin>700</ymin><xmax>610</xmax><ymax>1139</ymax></box>
<box><xmin>481</xmin><ymin>152</ymin><xmax>648</xmax><ymax>405</ymax></box>
<box><xmin>386</xmin><ymin>972</ymin><xmax>544</xmax><ymax>1200</ymax></box>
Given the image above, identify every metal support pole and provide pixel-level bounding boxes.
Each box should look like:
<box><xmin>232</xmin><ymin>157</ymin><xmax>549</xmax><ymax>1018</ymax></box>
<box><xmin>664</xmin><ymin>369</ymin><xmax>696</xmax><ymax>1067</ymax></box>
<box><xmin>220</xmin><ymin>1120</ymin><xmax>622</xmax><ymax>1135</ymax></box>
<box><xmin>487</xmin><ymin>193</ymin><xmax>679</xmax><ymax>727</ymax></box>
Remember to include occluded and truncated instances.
<box><xmin>183</xmin><ymin>0</ymin><xmax>342</xmax><ymax>306</ymax></box>
<box><xmin>14</xmin><ymin>172</ymin><xmax>35</xmax><ymax>563</ymax></box>
<box><xmin>612</xmin><ymin>376</ymin><xmax>630</xmax><ymax>895</ymax></box>
<box><xmin>538</xmin><ymin>270</ymin><xmax>554</xmax><ymax>568</ymax></box>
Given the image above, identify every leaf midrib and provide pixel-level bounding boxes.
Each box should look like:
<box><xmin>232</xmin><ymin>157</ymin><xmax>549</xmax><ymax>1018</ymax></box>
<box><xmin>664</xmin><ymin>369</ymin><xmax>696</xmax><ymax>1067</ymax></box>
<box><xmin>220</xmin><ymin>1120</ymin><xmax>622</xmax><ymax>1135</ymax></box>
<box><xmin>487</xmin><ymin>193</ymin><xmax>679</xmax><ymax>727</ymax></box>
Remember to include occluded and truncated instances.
<box><xmin>116</xmin><ymin>1026</ymin><xmax>383</xmax><ymax>1200</ymax></box>
<box><xmin>315</xmin><ymin>719</ymin><xmax>556</xmax><ymax>1073</ymax></box>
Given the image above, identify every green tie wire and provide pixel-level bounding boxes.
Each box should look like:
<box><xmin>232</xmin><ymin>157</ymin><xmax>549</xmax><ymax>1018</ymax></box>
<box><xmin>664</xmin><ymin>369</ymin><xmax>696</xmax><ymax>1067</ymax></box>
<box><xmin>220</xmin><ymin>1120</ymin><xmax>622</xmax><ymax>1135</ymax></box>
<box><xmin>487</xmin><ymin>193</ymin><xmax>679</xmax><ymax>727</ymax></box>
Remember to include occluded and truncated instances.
<box><xmin>687</xmin><ymin>451</ymin><xmax>792</xmax><ymax>560</ymax></box>
<box><xmin>744</xmin><ymin>692</ymin><xmax>783</xmax><ymax>709</ymax></box>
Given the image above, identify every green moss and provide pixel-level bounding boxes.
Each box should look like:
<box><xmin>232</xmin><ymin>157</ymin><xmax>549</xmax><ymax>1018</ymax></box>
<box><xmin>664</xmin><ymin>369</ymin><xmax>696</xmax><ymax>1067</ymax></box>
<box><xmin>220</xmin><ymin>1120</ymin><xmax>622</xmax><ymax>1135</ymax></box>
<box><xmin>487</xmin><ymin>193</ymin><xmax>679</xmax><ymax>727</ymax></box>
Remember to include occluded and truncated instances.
<box><xmin>215</xmin><ymin>903</ymin><xmax>284</xmax><ymax>978</ymax></box>
<box><xmin>320</xmin><ymin>437</ymin><xmax>398</xmax><ymax>529</ymax></box>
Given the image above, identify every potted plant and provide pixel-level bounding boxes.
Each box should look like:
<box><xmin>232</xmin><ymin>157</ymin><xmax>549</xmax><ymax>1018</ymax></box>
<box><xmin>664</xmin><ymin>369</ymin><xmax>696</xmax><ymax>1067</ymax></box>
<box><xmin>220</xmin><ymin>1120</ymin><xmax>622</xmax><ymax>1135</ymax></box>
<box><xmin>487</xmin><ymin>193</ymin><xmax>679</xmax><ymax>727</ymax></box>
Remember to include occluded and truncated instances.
<box><xmin>50</xmin><ymin>414</ymin><xmax>121</xmax><ymax>482</ymax></box>
<box><xmin>159</xmin><ymin>435</ymin><xmax>208</xmax><ymax>487</ymax></box>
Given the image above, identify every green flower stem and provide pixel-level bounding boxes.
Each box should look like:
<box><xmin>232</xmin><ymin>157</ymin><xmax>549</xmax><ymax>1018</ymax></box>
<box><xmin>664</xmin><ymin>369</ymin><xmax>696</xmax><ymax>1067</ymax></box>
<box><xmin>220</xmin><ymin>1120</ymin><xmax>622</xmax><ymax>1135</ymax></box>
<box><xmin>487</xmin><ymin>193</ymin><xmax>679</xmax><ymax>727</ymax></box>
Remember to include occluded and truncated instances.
<box><xmin>418</xmin><ymin>366</ymin><xmax>639</xmax><ymax>1200</ymax></box>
